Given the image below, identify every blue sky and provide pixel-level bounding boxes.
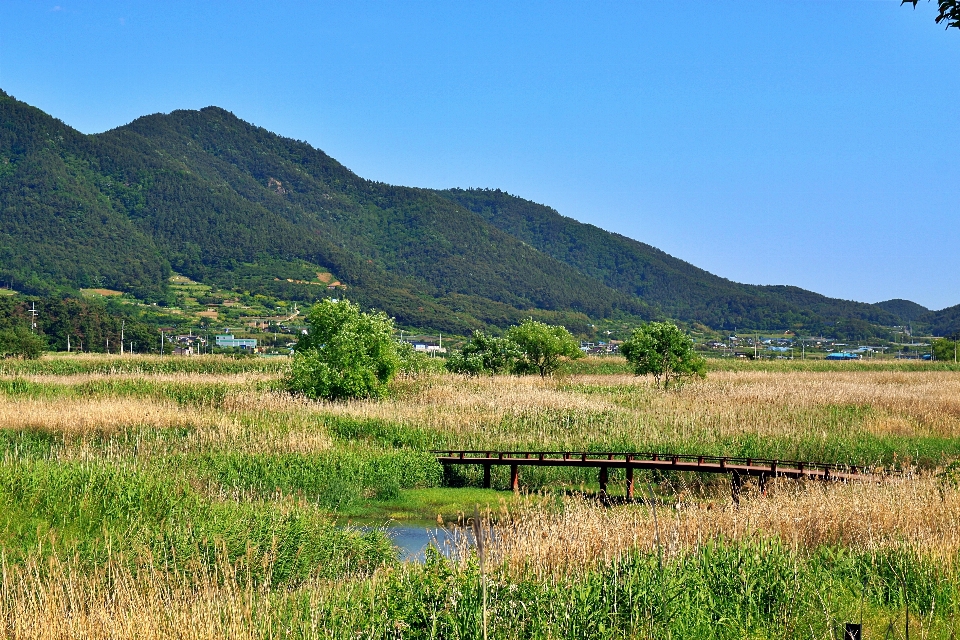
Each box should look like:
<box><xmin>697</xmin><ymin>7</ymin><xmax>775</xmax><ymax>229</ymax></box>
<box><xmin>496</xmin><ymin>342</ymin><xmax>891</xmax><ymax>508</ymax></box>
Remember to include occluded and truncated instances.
<box><xmin>2</xmin><ymin>1</ymin><xmax>958</xmax><ymax>309</ymax></box>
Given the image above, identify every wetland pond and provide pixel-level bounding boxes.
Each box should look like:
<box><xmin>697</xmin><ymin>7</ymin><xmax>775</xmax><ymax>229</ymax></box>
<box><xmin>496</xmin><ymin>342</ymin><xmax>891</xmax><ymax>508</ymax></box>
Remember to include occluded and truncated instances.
<box><xmin>359</xmin><ymin>523</ymin><xmax>492</xmax><ymax>562</ymax></box>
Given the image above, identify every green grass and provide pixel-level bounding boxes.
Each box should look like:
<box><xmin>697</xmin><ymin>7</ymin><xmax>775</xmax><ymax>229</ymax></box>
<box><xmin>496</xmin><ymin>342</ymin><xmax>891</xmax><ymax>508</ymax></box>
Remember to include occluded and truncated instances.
<box><xmin>0</xmin><ymin>361</ymin><xmax>957</xmax><ymax>634</ymax></box>
<box><xmin>339</xmin><ymin>487</ymin><xmax>514</xmax><ymax>522</ymax></box>
<box><xmin>255</xmin><ymin>541</ymin><xmax>960</xmax><ymax>639</ymax></box>
<box><xmin>0</xmin><ymin>459</ymin><xmax>395</xmax><ymax>583</ymax></box>
<box><xmin>0</xmin><ymin>353</ymin><xmax>288</xmax><ymax>376</ymax></box>
<box><xmin>192</xmin><ymin>448</ymin><xmax>443</xmax><ymax>510</ymax></box>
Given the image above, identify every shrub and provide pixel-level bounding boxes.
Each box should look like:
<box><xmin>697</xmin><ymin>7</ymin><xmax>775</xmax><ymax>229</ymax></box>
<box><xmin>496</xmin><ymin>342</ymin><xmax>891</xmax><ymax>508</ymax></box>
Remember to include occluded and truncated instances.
<box><xmin>506</xmin><ymin>319</ymin><xmax>583</xmax><ymax>377</ymax></box>
<box><xmin>620</xmin><ymin>321</ymin><xmax>705</xmax><ymax>389</ymax></box>
<box><xmin>396</xmin><ymin>341</ymin><xmax>446</xmax><ymax>375</ymax></box>
<box><xmin>446</xmin><ymin>331</ymin><xmax>521</xmax><ymax>376</ymax></box>
<box><xmin>286</xmin><ymin>299</ymin><xmax>399</xmax><ymax>400</ymax></box>
<box><xmin>0</xmin><ymin>326</ymin><xmax>45</xmax><ymax>359</ymax></box>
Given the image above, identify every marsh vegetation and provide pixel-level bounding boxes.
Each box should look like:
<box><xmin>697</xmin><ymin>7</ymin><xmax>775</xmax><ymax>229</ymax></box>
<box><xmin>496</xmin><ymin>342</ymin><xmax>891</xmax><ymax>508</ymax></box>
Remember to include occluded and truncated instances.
<box><xmin>0</xmin><ymin>354</ymin><xmax>958</xmax><ymax>637</ymax></box>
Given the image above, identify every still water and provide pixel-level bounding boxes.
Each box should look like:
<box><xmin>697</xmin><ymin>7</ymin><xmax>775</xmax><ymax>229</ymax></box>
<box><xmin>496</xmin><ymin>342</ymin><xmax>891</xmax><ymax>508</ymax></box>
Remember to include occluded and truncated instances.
<box><xmin>386</xmin><ymin>525</ymin><xmax>456</xmax><ymax>561</ymax></box>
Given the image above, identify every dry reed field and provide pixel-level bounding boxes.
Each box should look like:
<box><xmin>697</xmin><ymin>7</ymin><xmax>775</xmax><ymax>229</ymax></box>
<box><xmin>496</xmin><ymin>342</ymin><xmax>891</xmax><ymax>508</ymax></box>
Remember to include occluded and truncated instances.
<box><xmin>477</xmin><ymin>475</ymin><xmax>960</xmax><ymax>575</ymax></box>
<box><xmin>0</xmin><ymin>355</ymin><xmax>958</xmax><ymax>637</ymax></box>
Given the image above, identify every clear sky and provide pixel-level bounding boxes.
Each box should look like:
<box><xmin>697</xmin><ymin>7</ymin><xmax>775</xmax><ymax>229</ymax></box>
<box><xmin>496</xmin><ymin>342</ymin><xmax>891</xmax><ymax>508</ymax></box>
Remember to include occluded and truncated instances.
<box><xmin>2</xmin><ymin>1</ymin><xmax>958</xmax><ymax>309</ymax></box>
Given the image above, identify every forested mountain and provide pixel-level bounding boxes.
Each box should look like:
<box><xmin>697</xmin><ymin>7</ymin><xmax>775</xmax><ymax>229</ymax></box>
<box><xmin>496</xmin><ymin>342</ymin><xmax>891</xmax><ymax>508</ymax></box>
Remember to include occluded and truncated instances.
<box><xmin>919</xmin><ymin>304</ymin><xmax>960</xmax><ymax>337</ymax></box>
<box><xmin>438</xmin><ymin>189</ymin><xmax>917</xmax><ymax>332</ymax></box>
<box><xmin>0</xmin><ymin>90</ymin><xmax>650</xmax><ymax>333</ymax></box>
<box><xmin>875</xmin><ymin>299</ymin><xmax>930</xmax><ymax>323</ymax></box>
<box><xmin>0</xmin><ymin>94</ymin><xmax>168</xmax><ymax>300</ymax></box>
<box><xmin>0</xmin><ymin>90</ymin><xmax>947</xmax><ymax>335</ymax></box>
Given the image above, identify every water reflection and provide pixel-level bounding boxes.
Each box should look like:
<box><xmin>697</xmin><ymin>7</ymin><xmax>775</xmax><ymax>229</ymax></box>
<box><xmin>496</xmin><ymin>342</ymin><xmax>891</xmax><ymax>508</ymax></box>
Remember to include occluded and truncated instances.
<box><xmin>387</xmin><ymin>525</ymin><xmax>455</xmax><ymax>562</ymax></box>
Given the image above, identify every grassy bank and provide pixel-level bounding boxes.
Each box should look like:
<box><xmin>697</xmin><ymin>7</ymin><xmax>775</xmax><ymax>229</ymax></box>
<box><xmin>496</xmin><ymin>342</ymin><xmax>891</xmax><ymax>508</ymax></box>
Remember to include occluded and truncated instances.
<box><xmin>0</xmin><ymin>353</ymin><xmax>957</xmax><ymax>636</ymax></box>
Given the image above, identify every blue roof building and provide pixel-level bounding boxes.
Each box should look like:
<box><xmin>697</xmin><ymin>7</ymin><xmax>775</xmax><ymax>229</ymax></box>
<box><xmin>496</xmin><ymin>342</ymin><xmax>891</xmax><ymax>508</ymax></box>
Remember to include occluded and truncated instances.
<box><xmin>825</xmin><ymin>352</ymin><xmax>859</xmax><ymax>360</ymax></box>
<box><xmin>215</xmin><ymin>334</ymin><xmax>257</xmax><ymax>350</ymax></box>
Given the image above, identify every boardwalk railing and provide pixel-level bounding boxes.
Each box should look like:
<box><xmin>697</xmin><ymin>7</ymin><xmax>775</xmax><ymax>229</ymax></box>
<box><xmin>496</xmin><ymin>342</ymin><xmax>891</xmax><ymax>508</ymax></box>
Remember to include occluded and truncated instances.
<box><xmin>433</xmin><ymin>450</ymin><xmax>879</xmax><ymax>500</ymax></box>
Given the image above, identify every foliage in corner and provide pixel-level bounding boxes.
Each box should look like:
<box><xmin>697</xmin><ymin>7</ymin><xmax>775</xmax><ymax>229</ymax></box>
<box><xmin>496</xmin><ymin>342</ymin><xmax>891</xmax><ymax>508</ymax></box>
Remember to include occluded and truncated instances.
<box><xmin>902</xmin><ymin>0</ymin><xmax>960</xmax><ymax>29</ymax></box>
<box><xmin>620</xmin><ymin>321</ymin><xmax>706</xmax><ymax>389</ymax></box>
<box><xmin>287</xmin><ymin>299</ymin><xmax>399</xmax><ymax>400</ymax></box>
<box><xmin>446</xmin><ymin>331</ymin><xmax>522</xmax><ymax>376</ymax></box>
<box><xmin>505</xmin><ymin>319</ymin><xmax>583</xmax><ymax>377</ymax></box>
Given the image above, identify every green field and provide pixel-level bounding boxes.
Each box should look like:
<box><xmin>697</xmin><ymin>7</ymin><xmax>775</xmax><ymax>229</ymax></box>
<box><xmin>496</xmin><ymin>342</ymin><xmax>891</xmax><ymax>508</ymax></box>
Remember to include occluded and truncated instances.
<box><xmin>0</xmin><ymin>354</ymin><xmax>957</xmax><ymax>637</ymax></box>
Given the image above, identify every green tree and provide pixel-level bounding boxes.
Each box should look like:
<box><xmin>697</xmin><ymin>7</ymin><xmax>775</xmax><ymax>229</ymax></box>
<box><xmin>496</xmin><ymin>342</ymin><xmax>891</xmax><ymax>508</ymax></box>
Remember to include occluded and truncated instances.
<box><xmin>446</xmin><ymin>331</ymin><xmax>522</xmax><ymax>376</ymax></box>
<box><xmin>620</xmin><ymin>322</ymin><xmax>706</xmax><ymax>389</ymax></box>
<box><xmin>0</xmin><ymin>326</ymin><xmax>46</xmax><ymax>359</ymax></box>
<box><xmin>506</xmin><ymin>320</ymin><xmax>583</xmax><ymax>377</ymax></box>
<box><xmin>396</xmin><ymin>341</ymin><xmax>445</xmax><ymax>375</ymax></box>
<box><xmin>287</xmin><ymin>299</ymin><xmax>399</xmax><ymax>400</ymax></box>
<box><xmin>932</xmin><ymin>338</ymin><xmax>958</xmax><ymax>362</ymax></box>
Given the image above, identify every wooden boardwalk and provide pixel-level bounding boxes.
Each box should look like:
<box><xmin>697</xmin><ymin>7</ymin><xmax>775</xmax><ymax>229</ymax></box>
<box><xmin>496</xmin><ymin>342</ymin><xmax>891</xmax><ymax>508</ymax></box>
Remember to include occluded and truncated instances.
<box><xmin>434</xmin><ymin>450</ymin><xmax>877</xmax><ymax>501</ymax></box>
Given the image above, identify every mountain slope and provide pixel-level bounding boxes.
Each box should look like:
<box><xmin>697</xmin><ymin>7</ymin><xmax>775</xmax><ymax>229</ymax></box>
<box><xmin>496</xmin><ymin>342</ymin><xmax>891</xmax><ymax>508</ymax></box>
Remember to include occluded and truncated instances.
<box><xmin>0</xmin><ymin>91</ymin><xmax>653</xmax><ymax>332</ymax></box>
<box><xmin>438</xmin><ymin>188</ymin><xmax>904</xmax><ymax>332</ymax></box>
<box><xmin>95</xmin><ymin>107</ymin><xmax>652</xmax><ymax>323</ymax></box>
<box><xmin>875</xmin><ymin>299</ymin><xmax>929</xmax><ymax>323</ymax></box>
<box><xmin>0</xmin><ymin>90</ymin><xmax>945</xmax><ymax>336</ymax></box>
<box><xmin>0</xmin><ymin>92</ymin><xmax>169</xmax><ymax>299</ymax></box>
<box><xmin>919</xmin><ymin>304</ymin><xmax>960</xmax><ymax>337</ymax></box>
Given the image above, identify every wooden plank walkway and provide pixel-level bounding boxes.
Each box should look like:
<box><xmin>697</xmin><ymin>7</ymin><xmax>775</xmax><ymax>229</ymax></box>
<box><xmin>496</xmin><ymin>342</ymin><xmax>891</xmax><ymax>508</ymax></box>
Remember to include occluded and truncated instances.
<box><xmin>434</xmin><ymin>450</ymin><xmax>879</xmax><ymax>501</ymax></box>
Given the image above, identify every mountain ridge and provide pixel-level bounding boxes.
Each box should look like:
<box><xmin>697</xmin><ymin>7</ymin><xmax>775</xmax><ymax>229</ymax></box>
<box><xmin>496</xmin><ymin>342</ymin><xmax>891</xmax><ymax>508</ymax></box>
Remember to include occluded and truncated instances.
<box><xmin>0</xmin><ymin>90</ymin><xmax>949</xmax><ymax>336</ymax></box>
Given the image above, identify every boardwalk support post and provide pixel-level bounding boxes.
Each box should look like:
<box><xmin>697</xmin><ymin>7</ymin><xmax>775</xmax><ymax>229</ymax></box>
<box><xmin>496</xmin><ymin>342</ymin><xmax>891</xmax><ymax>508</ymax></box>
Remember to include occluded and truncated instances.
<box><xmin>510</xmin><ymin>464</ymin><xmax>519</xmax><ymax>492</ymax></box>
<box><xmin>483</xmin><ymin>464</ymin><xmax>491</xmax><ymax>489</ymax></box>
<box><xmin>731</xmin><ymin>471</ymin><xmax>745</xmax><ymax>505</ymax></box>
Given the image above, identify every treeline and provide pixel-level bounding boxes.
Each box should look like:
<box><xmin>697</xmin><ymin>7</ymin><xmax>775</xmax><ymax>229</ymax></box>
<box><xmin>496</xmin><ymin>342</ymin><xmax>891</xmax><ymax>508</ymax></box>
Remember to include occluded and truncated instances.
<box><xmin>0</xmin><ymin>297</ymin><xmax>161</xmax><ymax>354</ymax></box>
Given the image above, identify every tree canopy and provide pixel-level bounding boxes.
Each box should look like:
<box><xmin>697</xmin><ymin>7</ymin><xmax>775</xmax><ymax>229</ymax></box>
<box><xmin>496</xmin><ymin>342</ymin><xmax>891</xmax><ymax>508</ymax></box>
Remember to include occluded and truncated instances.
<box><xmin>620</xmin><ymin>322</ymin><xmax>706</xmax><ymax>389</ymax></box>
<box><xmin>0</xmin><ymin>326</ymin><xmax>45</xmax><ymax>359</ymax></box>
<box><xmin>446</xmin><ymin>330</ymin><xmax>522</xmax><ymax>376</ymax></box>
<box><xmin>506</xmin><ymin>319</ymin><xmax>583</xmax><ymax>377</ymax></box>
<box><xmin>287</xmin><ymin>299</ymin><xmax>399</xmax><ymax>400</ymax></box>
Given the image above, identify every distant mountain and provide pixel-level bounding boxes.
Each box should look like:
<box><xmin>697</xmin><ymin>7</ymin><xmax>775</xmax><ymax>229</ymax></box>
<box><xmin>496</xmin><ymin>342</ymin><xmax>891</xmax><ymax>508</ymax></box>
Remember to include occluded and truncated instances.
<box><xmin>438</xmin><ymin>189</ymin><xmax>903</xmax><ymax>332</ymax></box>
<box><xmin>0</xmin><ymin>90</ymin><xmax>649</xmax><ymax>333</ymax></box>
<box><xmin>0</xmin><ymin>90</ymin><xmax>948</xmax><ymax>336</ymax></box>
<box><xmin>919</xmin><ymin>304</ymin><xmax>960</xmax><ymax>337</ymax></box>
<box><xmin>875</xmin><ymin>299</ymin><xmax>930</xmax><ymax>323</ymax></box>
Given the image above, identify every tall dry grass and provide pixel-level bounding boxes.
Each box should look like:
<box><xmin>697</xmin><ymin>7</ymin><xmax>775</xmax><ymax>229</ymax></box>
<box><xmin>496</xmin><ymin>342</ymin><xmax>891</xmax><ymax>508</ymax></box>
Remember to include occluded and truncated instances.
<box><xmin>473</xmin><ymin>475</ymin><xmax>960</xmax><ymax>577</ymax></box>
<box><xmin>295</xmin><ymin>370</ymin><xmax>960</xmax><ymax>448</ymax></box>
<box><xmin>0</xmin><ymin>555</ymin><xmax>288</xmax><ymax>640</ymax></box>
<box><xmin>7</xmin><ymin>368</ymin><xmax>958</xmax><ymax>451</ymax></box>
<box><xmin>0</xmin><ymin>396</ymin><xmax>200</xmax><ymax>435</ymax></box>
<box><xmin>0</xmin><ymin>395</ymin><xmax>332</xmax><ymax>460</ymax></box>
